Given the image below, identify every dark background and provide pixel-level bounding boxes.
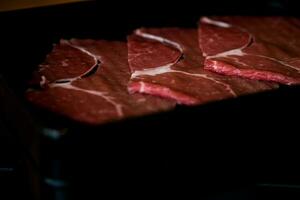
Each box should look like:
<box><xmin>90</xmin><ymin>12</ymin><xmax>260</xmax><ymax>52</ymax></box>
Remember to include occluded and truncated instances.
<box><xmin>1</xmin><ymin>0</ymin><xmax>300</xmax><ymax>199</ymax></box>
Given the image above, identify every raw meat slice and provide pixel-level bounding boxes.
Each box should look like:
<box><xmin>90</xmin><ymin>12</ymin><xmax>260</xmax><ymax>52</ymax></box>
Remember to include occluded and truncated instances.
<box><xmin>127</xmin><ymin>28</ymin><xmax>277</xmax><ymax>105</ymax></box>
<box><xmin>26</xmin><ymin>39</ymin><xmax>175</xmax><ymax>125</ymax></box>
<box><xmin>32</xmin><ymin>40</ymin><xmax>99</xmax><ymax>85</ymax></box>
<box><xmin>199</xmin><ymin>16</ymin><xmax>300</xmax><ymax>85</ymax></box>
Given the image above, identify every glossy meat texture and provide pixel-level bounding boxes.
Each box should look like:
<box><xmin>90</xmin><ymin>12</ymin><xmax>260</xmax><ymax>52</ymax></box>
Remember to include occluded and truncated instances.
<box><xmin>127</xmin><ymin>28</ymin><xmax>277</xmax><ymax>105</ymax></box>
<box><xmin>199</xmin><ymin>16</ymin><xmax>300</xmax><ymax>85</ymax></box>
<box><xmin>26</xmin><ymin>39</ymin><xmax>175</xmax><ymax>125</ymax></box>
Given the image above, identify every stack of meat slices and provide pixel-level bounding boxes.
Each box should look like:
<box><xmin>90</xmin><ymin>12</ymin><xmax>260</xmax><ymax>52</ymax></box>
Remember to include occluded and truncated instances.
<box><xmin>27</xmin><ymin>16</ymin><xmax>300</xmax><ymax>125</ymax></box>
<box><xmin>26</xmin><ymin>40</ymin><xmax>175</xmax><ymax>125</ymax></box>
<box><xmin>199</xmin><ymin>16</ymin><xmax>300</xmax><ymax>84</ymax></box>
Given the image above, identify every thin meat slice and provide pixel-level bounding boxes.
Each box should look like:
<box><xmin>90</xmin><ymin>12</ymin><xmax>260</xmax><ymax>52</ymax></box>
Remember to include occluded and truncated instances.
<box><xmin>127</xmin><ymin>28</ymin><xmax>277</xmax><ymax>105</ymax></box>
<box><xmin>26</xmin><ymin>39</ymin><xmax>175</xmax><ymax>125</ymax></box>
<box><xmin>32</xmin><ymin>40</ymin><xmax>99</xmax><ymax>86</ymax></box>
<box><xmin>199</xmin><ymin>16</ymin><xmax>300</xmax><ymax>85</ymax></box>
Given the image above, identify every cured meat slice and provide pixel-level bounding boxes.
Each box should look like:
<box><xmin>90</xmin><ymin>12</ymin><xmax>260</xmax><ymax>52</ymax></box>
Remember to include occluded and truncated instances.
<box><xmin>199</xmin><ymin>16</ymin><xmax>300</xmax><ymax>85</ymax></box>
<box><xmin>127</xmin><ymin>28</ymin><xmax>277</xmax><ymax>105</ymax></box>
<box><xmin>26</xmin><ymin>39</ymin><xmax>175</xmax><ymax>125</ymax></box>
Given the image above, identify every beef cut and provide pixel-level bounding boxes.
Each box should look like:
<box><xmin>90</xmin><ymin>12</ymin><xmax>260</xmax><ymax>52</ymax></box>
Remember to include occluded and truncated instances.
<box><xmin>199</xmin><ymin>16</ymin><xmax>300</xmax><ymax>85</ymax></box>
<box><xmin>26</xmin><ymin>39</ymin><xmax>175</xmax><ymax>125</ymax></box>
<box><xmin>127</xmin><ymin>28</ymin><xmax>277</xmax><ymax>105</ymax></box>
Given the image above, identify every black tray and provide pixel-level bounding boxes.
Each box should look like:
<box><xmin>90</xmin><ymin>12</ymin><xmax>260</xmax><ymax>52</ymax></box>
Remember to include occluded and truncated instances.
<box><xmin>1</xmin><ymin>1</ymin><xmax>300</xmax><ymax>199</ymax></box>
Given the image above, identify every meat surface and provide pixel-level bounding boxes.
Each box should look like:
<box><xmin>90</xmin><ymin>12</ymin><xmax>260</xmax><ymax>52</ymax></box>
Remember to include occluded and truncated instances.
<box><xmin>127</xmin><ymin>28</ymin><xmax>277</xmax><ymax>105</ymax></box>
<box><xmin>199</xmin><ymin>16</ymin><xmax>300</xmax><ymax>85</ymax></box>
<box><xmin>26</xmin><ymin>39</ymin><xmax>175</xmax><ymax>125</ymax></box>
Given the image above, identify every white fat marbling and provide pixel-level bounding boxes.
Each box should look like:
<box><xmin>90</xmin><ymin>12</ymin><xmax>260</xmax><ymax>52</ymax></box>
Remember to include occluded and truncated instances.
<box><xmin>203</xmin><ymin>18</ymin><xmax>300</xmax><ymax>73</ymax></box>
<box><xmin>132</xmin><ymin>65</ymin><xmax>236</xmax><ymax>97</ymax></box>
<box><xmin>201</xmin><ymin>17</ymin><xmax>232</xmax><ymax>28</ymax></box>
<box><xmin>139</xmin><ymin>81</ymin><xmax>145</xmax><ymax>93</ymax></box>
<box><xmin>132</xmin><ymin>29</ymin><xmax>237</xmax><ymax>97</ymax></box>
<box><xmin>207</xmin><ymin>49</ymin><xmax>245</xmax><ymax>59</ymax></box>
<box><xmin>255</xmin><ymin>54</ymin><xmax>300</xmax><ymax>72</ymax></box>
<box><xmin>50</xmin><ymin>82</ymin><xmax>124</xmax><ymax>117</ymax></box>
<box><xmin>131</xmin><ymin>64</ymin><xmax>173</xmax><ymax>79</ymax></box>
<box><xmin>40</xmin><ymin>76</ymin><xmax>47</xmax><ymax>86</ymax></box>
<box><xmin>70</xmin><ymin>44</ymin><xmax>98</xmax><ymax>65</ymax></box>
<box><xmin>66</xmin><ymin>42</ymin><xmax>99</xmax><ymax>76</ymax></box>
<box><xmin>135</xmin><ymin>29</ymin><xmax>183</xmax><ymax>52</ymax></box>
<box><xmin>207</xmin><ymin>44</ymin><xmax>300</xmax><ymax>73</ymax></box>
